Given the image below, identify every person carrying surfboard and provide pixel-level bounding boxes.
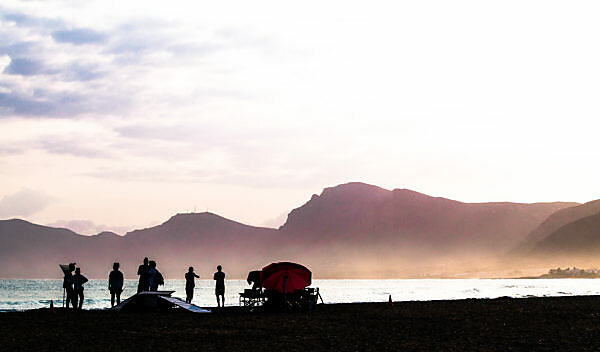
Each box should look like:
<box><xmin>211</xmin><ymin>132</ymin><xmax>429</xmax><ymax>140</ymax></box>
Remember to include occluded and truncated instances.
<box><xmin>62</xmin><ymin>263</ymin><xmax>76</xmax><ymax>309</ymax></box>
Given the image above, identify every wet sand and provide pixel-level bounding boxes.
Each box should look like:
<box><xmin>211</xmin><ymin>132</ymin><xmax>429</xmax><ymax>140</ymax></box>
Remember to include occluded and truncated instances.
<box><xmin>3</xmin><ymin>296</ymin><xmax>600</xmax><ymax>351</ymax></box>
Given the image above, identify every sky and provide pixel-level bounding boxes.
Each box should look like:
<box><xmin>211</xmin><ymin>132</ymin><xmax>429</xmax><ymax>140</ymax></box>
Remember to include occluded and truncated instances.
<box><xmin>1</xmin><ymin>1</ymin><xmax>599</xmax><ymax>235</ymax></box>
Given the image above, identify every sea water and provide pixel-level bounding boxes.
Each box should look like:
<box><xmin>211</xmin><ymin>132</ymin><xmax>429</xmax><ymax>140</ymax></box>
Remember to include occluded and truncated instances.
<box><xmin>1</xmin><ymin>278</ymin><xmax>600</xmax><ymax>311</ymax></box>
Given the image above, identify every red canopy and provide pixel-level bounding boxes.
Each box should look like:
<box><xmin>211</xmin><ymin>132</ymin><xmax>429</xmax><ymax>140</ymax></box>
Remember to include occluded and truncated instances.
<box><xmin>260</xmin><ymin>262</ymin><xmax>312</xmax><ymax>294</ymax></box>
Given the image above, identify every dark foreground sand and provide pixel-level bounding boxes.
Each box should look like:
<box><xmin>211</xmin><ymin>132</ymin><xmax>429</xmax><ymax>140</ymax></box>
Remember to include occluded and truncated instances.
<box><xmin>3</xmin><ymin>296</ymin><xmax>600</xmax><ymax>351</ymax></box>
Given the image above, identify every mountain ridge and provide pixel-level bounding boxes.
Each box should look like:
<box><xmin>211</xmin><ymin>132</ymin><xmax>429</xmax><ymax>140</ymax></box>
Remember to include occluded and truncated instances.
<box><xmin>0</xmin><ymin>182</ymin><xmax>584</xmax><ymax>279</ymax></box>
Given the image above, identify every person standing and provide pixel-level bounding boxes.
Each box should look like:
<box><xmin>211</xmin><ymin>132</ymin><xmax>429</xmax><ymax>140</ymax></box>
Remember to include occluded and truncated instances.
<box><xmin>137</xmin><ymin>257</ymin><xmax>149</xmax><ymax>293</ymax></box>
<box><xmin>63</xmin><ymin>263</ymin><xmax>76</xmax><ymax>309</ymax></box>
<box><xmin>72</xmin><ymin>267</ymin><xmax>88</xmax><ymax>309</ymax></box>
<box><xmin>213</xmin><ymin>265</ymin><xmax>225</xmax><ymax>307</ymax></box>
<box><xmin>148</xmin><ymin>261</ymin><xmax>164</xmax><ymax>291</ymax></box>
<box><xmin>109</xmin><ymin>262</ymin><xmax>124</xmax><ymax>307</ymax></box>
<box><xmin>185</xmin><ymin>267</ymin><xmax>199</xmax><ymax>304</ymax></box>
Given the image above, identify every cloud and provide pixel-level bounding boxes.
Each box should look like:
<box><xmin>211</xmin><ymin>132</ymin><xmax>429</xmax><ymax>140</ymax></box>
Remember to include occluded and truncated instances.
<box><xmin>0</xmin><ymin>42</ymin><xmax>41</xmax><ymax>58</ymax></box>
<box><xmin>39</xmin><ymin>138</ymin><xmax>112</xmax><ymax>158</ymax></box>
<box><xmin>0</xmin><ymin>188</ymin><xmax>53</xmax><ymax>218</ymax></box>
<box><xmin>261</xmin><ymin>211</ymin><xmax>289</xmax><ymax>229</ymax></box>
<box><xmin>0</xmin><ymin>91</ymin><xmax>61</xmax><ymax>116</ymax></box>
<box><xmin>0</xmin><ymin>90</ymin><xmax>86</xmax><ymax>117</ymax></box>
<box><xmin>0</xmin><ymin>84</ymin><xmax>129</xmax><ymax>118</ymax></box>
<box><xmin>48</xmin><ymin>219</ymin><xmax>128</xmax><ymax>236</ymax></box>
<box><xmin>52</xmin><ymin>28</ymin><xmax>106</xmax><ymax>45</ymax></box>
<box><xmin>0</xmin><ymin>11</ymin><xmax>63</xmax><ymax>30</ymax></box>
<box><xmin>0</xmin><ymin>5</ymin><xmax>277</xmax><ymax>121</ymax></box>
<box><xmin>3</xmin><ymin>58</ymin><xmax>49</xmax><ymax>76</ymax></box>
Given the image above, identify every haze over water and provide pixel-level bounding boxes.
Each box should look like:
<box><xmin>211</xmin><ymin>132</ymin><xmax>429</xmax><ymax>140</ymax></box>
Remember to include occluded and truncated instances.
<box><xmin>2</xmin><ymin>279</ymin><xmax>599</xmax><ymax>311</ymax></box>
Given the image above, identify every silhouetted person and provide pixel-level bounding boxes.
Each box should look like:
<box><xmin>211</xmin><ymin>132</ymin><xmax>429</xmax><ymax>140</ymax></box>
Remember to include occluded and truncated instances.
<box><xmin>109</xmin><ymin>262</ymin><xmax>124</xmax><ymax>307</ymax></box>
<box><xmin>72</xmin><ymin>267</ymin><xmax>88</xmax><ymax>309</ymax></box>
<box><xmin>148</xmin><ymin>260</ymin><xmax>164</xmax><ymax>291</ymax></box>
<box><xmin>63</xmin><ymin>263</ymin><xmax>76</xmax><ymax>309</ymax></box>
<box><xmin>247</xmin><ymin>270</ymin><xmax>262</xmax><ymax>292</ymax></box>
<box><xmin>213</xmin><ymin>265</ymin><xmax>225</xmax><ymax>307</ymax></box>
<box><xmin>185</xmin><ymin>266</ymin><xmax>199</xmax><ymax>304</ymax></box>
<box><xmin>137</xmin><ymin>257</ymin><xmax>149</xmax><ymax>293</ymax></box>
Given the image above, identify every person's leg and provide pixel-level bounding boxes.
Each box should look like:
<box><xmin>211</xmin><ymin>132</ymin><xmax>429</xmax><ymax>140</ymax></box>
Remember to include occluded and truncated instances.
<box><xmin>78</xmin><ymin>290</ymin><xmax>84</xmax><ymax>309</ymax></box>
<box><xmin>116</xmin><ymin>292</ymin><xmax>121</xmax><ymax>305</ymax></box>
<box><xmin>111</xmin><ymin>292</ymin><xmax>115</xmax><ymax>307</ymax></box>
<box><xmin>215</xmin><ymin>294</ymin><xmax>220</xmax><ymax>307</ymax></box>
<box><xmin>71</xmin><ymin>292</ymin><xmax>77</xmax><ymax>309</ymax></box>
<box><xmin>65</xmin><ymin>289</ymin><xmax>71</xmax><ymax>309</ymax></box>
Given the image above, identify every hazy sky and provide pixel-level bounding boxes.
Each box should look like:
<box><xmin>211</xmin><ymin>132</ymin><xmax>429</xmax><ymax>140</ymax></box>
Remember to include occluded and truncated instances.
<box><xmin>1</xmin><ymin>1</ymin><xmax>599</xmax><ymax>234</ymax></box>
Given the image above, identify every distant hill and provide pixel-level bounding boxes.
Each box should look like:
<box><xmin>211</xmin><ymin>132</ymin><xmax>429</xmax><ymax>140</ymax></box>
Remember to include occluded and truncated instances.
<box><xmin>278</xmin><ymin>182</ymin><xmax>577</xmax><ymax>276</ymax></box>
<box><xmin>514</xmin><ymin>199</ymin><xmax>600</xmax><ymax>253</ymax></box>
<box><xmin>0</xmin><ymin>182</ymin><xmax>579</xmax><ymax>279</ymax></box>
<box><xmin>120</xmin><ymin>212</ymin><xmax>279</xmax><ymax>279</ymax></box>
<box><xmin>531</xmin><ymin>212</ymin><xmax>600</xmax><ymax>255</ymax></box>
<box><xmin>281</xmin><ymin>182</ymin><xmax>575</xmax><ymax>251</ymax></box>
<box><xmin>0</xmin><ymin>214</ymin><xmax>277</xmax><ymax>279</ymax></box>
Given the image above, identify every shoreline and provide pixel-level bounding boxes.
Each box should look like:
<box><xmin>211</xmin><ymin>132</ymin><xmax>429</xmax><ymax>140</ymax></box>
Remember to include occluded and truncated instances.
<box><xmin>4</xmin><ymin>296</ymin><xmax>600</xmax><ymax>351</ymax></box>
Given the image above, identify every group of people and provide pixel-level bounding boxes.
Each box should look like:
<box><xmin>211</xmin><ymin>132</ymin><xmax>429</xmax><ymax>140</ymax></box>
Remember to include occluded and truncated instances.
<box><xmin>135</xmin><ymin>257</ymin><xmax>165</xmax><ymax>293</ymax></box>
<box><xmin>62</xmin><ymin>259</ymin><xmax>227</xmax><ymax>309</ymax></box>
<box><xmin>61</xmin><ymin>263</ymin><xmax>89</xmax><ymax>310</ymax></box>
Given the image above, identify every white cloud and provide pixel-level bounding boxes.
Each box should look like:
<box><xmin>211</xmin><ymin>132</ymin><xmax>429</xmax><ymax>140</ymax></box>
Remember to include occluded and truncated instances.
<box><xmin>48</xmin><ymin>219</ymin><xmax>129</xmax><ymax>236</ymax></box>
<box><xmin>0</xmin><ymin>188</ymin><xmax>53</xmax><ymax>218</ymax></box>
<box><xmin>0</xmin><ymin>0</ymin><xmax>600</xmax><ymax>229</ymax></box>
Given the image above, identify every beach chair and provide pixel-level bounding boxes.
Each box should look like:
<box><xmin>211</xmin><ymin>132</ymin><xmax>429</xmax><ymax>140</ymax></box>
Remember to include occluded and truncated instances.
<box><xmin>239</xmin><ymin>288</ymin><xmax>265</xmax><ymax>307</ymax></box>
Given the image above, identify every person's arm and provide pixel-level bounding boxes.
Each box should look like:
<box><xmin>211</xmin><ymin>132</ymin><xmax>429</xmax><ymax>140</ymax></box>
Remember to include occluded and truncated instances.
<box><xmin>194</xmin><ymin>273</ymin><xmax>199</xmax><ymax>278</ymax></box>
<box><xmin>82</xmin><ymin>275</ymin><xmax>88</xmax><ymax>284</ymax></box>
<box><xmin>137</xmin><ymin>266</ymin><xmax>142</xmax><ymax>275</ymax></box>
<box><xmin>108</xmin><ymin>273</ymin><xmax>112</xmax><ymax>290</ymax></box>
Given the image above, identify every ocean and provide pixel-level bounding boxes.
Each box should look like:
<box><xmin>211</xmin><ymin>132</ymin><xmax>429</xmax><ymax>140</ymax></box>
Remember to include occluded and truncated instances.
<box><xmin>1</xmin><ymin>278</ymin><xmax>599</xmax><ymax>311</ymax></box>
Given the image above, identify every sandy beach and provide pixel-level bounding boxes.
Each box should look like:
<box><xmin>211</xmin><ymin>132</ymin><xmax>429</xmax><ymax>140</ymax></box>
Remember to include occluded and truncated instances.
<box><xmin>3</xmin><ymin>296</ymin><xmax>600</xmax><ymax>351</ymax></box>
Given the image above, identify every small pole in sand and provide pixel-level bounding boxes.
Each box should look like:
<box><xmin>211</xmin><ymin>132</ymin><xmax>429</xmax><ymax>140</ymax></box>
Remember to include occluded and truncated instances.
<box><xmin>50</xmin><ymin>299</ymin><xmax>56</xmax><ymax>314</ymax></box>
<box><xmin>388</xmin><ymin>295</ymin><xmax>393</xmax><ymax>307</ymax></box>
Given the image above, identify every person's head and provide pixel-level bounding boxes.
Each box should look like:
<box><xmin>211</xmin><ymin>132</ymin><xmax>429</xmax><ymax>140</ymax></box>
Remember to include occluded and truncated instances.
<box><xmin>113</xmin><ymin>262</ymin><xmax>120</xmax><ymax>270</ymax></box>
<box><xmin>217</xmin><ymin>265</ymin><xmax>222</xmax><ymax>272</ymax></box>
<box><xmin>188</xmin><ymin>266</ymin><xmax>194</xmax><ymax>272</ymax></box>
<box><xmin>143</xmin><ymin>257</ymin><xmax>148</xmax><ymax>265</ymax></box>
<box><xmin>75</xmin><ymin>267</ymin><xmax>81</xmax><ymax>275</ymax></box>
<box><xmin>149</xmin><ymin>260</ymin><xmax>156</xmax><ymax>268</ymax></box>
<box><xmin>68</xmin><ymin>263</ymin><xmax>75</xmax><ymax>271</ymax></box>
